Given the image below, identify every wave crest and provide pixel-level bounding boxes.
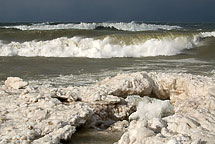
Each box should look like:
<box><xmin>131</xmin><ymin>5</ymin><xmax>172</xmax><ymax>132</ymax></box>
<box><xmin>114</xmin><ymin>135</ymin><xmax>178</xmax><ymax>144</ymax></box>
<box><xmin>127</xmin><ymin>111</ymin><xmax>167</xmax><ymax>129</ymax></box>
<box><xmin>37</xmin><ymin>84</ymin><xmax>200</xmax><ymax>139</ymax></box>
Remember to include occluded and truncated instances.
<box><xmin>200</xmin><ymin>31</ymin><xmax>215</xmax><ymax>38</ymax></box>
<box><xmin>0</xmin><ymin>35</ymin><xmax>198</xmax><ymax>58</ymax></box>
<box><xmin>2</xmin><ymin>22</ymin><xmax>181</xmax><ymax>31</ymax></box>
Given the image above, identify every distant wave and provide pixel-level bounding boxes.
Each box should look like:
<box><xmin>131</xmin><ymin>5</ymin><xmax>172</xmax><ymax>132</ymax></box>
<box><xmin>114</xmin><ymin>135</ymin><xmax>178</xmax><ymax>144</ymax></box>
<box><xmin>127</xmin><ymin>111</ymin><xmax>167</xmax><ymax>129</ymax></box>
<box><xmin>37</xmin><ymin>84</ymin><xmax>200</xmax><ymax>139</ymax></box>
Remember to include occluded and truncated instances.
<box><xmin>1</xmin><ymin>22</ymin><xmax>181</xmax><ymax>31</ymax></box>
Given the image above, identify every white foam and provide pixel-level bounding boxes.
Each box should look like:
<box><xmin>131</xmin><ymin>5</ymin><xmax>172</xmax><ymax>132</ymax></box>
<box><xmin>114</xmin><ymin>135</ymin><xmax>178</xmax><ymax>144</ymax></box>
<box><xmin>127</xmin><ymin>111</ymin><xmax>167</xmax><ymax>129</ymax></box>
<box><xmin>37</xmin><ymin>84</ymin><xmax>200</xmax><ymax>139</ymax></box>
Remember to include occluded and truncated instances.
<box><xmin>0</xmin><ymin>35</ymin><xmax>198</xmax><ymax>58</ymax></box>
<box><xmin>3</xmin><ymin>23</ymin><xmax>97</xmax><ymax>31</ymax></box>
<box><xmin>2</xmin><ymin>22</ymin><xmax>181</xmax><ymax>31</ymax></box>
<box><xmin>200</xmin><ymin>31</ymin><xmax>215</xmax><ymax>38</ymax></box>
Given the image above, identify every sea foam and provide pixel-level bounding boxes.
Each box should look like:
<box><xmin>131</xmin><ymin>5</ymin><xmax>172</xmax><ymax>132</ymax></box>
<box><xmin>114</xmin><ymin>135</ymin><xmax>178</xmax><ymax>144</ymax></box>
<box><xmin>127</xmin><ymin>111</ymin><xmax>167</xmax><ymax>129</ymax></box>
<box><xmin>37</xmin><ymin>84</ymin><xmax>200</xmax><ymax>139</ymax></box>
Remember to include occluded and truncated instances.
<box><xmin>0</xmin><ymin>36</ymin><xmax>198</xmax><ymax>58</ymax></box>
<box><xmin>2</xmin><ymin>22</ymin><xmax>181</xmax><ymax>31</ymax></box>
<box><xmin>200</xmin><ymin>31</ymin><xmax>215</xmax><ymax>38</ymax></box>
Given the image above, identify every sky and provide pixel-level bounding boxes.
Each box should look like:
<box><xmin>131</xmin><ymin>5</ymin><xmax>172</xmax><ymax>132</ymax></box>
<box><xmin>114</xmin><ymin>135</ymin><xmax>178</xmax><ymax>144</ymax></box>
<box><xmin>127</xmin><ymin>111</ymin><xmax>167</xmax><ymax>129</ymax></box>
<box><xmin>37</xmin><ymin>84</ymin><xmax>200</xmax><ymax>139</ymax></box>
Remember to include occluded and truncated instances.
<box><xmin>0</xmin><ymin>0</ymin><xmax>215</xmax><ymax>22</ymax></box>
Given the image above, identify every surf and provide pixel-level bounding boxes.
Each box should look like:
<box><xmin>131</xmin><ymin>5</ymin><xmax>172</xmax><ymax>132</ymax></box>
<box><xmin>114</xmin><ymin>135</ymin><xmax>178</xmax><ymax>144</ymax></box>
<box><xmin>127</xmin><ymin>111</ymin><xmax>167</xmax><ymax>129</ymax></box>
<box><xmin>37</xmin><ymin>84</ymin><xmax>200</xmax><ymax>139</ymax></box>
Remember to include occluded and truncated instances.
<box><xmin>0</xmin><ymin>28</ymin><xmax>214</xmax><ymax>58</ymax></box>
<box><xmin>1</xmin><ymin>22</ymin><xmax>181</xmax><ymax>31</ymax></box>
<box><xmin>0</xmin><ymin>36</ymin><xmax>198</xmax><ymax>58</ymax></box>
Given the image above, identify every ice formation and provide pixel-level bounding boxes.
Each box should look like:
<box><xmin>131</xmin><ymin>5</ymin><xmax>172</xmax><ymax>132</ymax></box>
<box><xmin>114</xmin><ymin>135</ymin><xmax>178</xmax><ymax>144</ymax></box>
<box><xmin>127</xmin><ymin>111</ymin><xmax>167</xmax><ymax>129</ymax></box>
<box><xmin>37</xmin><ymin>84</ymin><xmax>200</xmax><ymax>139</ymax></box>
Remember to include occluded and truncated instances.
<box><xmin>0</xmin><ymin>72</ymin><xmax>215</xmax><ymax>144</ymax></box>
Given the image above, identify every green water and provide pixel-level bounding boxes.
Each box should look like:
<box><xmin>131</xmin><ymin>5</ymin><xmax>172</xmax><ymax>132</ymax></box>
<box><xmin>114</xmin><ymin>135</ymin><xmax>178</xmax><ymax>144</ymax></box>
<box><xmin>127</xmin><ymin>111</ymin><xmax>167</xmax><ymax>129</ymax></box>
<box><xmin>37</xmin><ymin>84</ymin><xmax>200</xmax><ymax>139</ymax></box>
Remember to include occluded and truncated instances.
<box><xmin>67</xmin><ymin>128</ymin><xmax>123</xmax><ymax>144</ymax></box>
<box><xmin>0</xmin><ymin>22</ymin><xmax>215</xmax><ymax>86</ymax></box>
<box><xmin>0</xmin><ymin>53</ymin><xmax>214</xmax><ymax>86</ymax></box>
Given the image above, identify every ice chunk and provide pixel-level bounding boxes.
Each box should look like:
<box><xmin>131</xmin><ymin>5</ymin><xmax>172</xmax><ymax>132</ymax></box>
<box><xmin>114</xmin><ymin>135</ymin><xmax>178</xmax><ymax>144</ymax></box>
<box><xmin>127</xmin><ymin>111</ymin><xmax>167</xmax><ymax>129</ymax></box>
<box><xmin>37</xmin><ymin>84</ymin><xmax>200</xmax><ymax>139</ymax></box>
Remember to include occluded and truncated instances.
<box><xmin>4</xmin><ymin>77</ymin><xmax>28</xmax><ymax>89</ymax></box>
<box><xmin>129</xmin><ymin>96</ymin><xmax>174</xmax><ymax>121</ymax></box>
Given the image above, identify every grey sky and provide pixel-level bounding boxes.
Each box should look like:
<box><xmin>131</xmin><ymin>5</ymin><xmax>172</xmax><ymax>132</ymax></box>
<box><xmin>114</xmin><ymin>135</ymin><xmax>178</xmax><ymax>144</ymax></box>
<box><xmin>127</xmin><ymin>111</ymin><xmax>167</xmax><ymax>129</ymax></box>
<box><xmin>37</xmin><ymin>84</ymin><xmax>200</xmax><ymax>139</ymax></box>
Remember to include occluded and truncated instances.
<box><xmin>0</xmin><ymin>0</ymin><xmax>214</xmax><ymax>22</ymax></box>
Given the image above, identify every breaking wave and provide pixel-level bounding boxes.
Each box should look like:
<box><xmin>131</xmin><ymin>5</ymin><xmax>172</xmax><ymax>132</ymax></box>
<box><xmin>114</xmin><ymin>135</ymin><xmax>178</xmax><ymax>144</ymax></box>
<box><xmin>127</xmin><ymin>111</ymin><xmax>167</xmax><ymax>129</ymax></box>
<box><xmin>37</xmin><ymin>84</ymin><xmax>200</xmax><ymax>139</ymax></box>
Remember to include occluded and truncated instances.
<box><xmin>200</xmin><ymin>31</ymin><xmax>215</xmax><ymax>38</ymax></box>
<box><xmin>2</xmin><ymin>22</ymin><xmax>181</xmax><ymax>31</ymax></box>
<box><xmin>0</xmin><ymin>37</ymin><xmax>198</xmax><ymax>58</ymax></box>
<box><xmin>0</xmin><ymin>31</ymin><xmax>213</xmax><ymax>58</ymax></box>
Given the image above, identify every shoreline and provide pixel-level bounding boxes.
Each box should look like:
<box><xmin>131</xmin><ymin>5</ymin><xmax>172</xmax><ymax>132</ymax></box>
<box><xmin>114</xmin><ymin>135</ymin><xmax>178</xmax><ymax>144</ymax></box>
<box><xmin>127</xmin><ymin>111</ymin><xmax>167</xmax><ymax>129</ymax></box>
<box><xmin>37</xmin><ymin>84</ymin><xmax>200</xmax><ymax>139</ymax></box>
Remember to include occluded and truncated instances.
<box><xmin>0</xmin><ymin>71</ymin><xmax>215</xmax><ymax>144</ymax></box>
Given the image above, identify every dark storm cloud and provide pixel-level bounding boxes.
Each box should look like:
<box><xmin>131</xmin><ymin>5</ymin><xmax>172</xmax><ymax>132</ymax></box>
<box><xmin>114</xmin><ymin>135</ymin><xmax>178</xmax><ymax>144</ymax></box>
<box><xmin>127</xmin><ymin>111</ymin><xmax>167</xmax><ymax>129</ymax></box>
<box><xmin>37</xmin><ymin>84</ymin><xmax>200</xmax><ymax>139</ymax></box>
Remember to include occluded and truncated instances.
<box><xmin>0</xmin><ymin>0</ymin><xmax>214</xmax><ymax>22</ymax></box>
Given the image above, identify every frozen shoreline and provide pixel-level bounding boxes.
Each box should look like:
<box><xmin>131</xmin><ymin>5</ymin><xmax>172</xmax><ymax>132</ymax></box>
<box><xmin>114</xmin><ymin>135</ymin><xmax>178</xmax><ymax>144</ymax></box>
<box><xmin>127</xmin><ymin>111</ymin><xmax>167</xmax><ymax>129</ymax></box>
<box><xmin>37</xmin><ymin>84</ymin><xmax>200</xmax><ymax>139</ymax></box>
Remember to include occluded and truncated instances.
<box><xmin>0</xmin><ymin>72</ymin><xmax>215</xmax><ymax>144</ymax></box>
